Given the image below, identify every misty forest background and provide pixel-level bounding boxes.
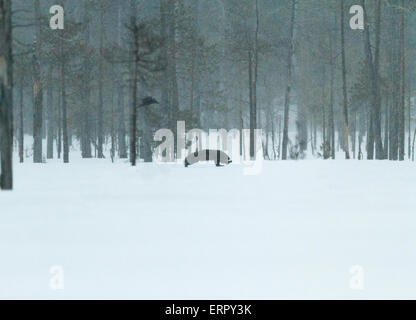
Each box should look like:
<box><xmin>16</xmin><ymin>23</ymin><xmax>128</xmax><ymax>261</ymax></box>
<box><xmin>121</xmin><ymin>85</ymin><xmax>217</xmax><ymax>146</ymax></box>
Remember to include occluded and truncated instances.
<box><xmin>1</xmin><ymin>0</ymin><xmax>416</xmax><ymax>190</ymax></box>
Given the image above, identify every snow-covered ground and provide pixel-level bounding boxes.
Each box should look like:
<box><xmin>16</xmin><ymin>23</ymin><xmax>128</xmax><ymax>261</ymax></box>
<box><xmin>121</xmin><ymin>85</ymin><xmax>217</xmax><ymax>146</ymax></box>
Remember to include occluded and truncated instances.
<box><xmin>1</xmin><ymin>155</ymin><xmax>416</xmax><ymax>299</ymax></box>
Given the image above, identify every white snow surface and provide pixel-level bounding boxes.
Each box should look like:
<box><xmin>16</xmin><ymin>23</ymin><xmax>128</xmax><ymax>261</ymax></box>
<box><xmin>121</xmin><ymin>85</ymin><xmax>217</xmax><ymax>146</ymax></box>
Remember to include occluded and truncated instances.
<box><xmin>1</xmin><ymin>155</ymin><xmax>416</xmax><ymax>299</ymax></box>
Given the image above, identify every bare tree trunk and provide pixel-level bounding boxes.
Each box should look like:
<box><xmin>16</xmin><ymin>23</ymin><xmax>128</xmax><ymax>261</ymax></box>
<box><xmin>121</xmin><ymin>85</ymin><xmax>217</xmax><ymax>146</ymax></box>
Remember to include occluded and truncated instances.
<box><xmin>329</xmin><ymin>30</ymin><xmax>335</xmax><ymax>160</ymax></box>
<box><xmin>19</xmin><ymin>73</ymin><xmax>24</xmax><ymax>163</ymax></box>
<box><xmin>271</xmin><ymin>114</ymin><xmax>276</xmax><ymax>160</ymax></box>
<box><xmin>81</xmin><ymin>6</ymin><xmax>92</xmax><ymax>159</ymax></box>
<box><xmin>167</xmin><ymin>0</ymin><xmax>179</xmax><ymax>154</ymax></box>
<box><xmin>130</xmin><ymin>17</ymin><xmax>139</xmax><ymax>166</ymax></box>
<box><xmin>281</xmin><ymin>0</ymin><xmax>296</xmax><ymax>160</ymax></box>
<box><xmin>351</xmin><ymin>111</ymin><xmax>357</xmax><ymax>159</ymax></box>
<box><xmin>60</xmin><ymin>35</ymin><xmax>69</xmax><ymax>163</ymax></box>
<box><xmin>313</xmin><ymin>116</ymin><xmax>317</xmax><ymax>154</ymax></box>
<box><xmin>310</xmin><ymin>118</ymin><xmax>315</xmax><ymax>156</ymax></box>
<box><xmin>277</xmin><ymin>115</ymin><xmax>282</xmax><ymax>159</ymax></box>
<box><xmin>322</xmin><ymin>102</ymin><xmax>327</xmax><ymax>158</ymax></box>
<box><xmin>57</xmin><ymin>80</ymin><xmax>62</xmax><ymax>159</ymax></box>
<box><xmin>117</xmin><ymin>85</ymin><xmax>127</xmax><ymax>158</ymax></box>
<box><xmin>110</xmin><ymin>63</ymin><xmax>115</xmax><ymax>163</ymax></box>
<box><xmin>340</xmin><ymin>1</ymin><xmax>350</xmax><ymax>159</ymax></box>
<box><xmin>160</xmin><ymin>0</ymin><xmax>170</xmax><ymax>128</ymax></box>
<box><xmin>362</xmin><ymin>0</ymin><xmax>383</xmax><ymax>160</ymax></box>
<box><xmin>32</xmin><ymin>0</ymin><xmax>43</xmax><ymax>163</ymax></box>
<box><xmin>408</xmin><ymin>91</ymin><xmax>411</xmax><ymax>159</ymax></box>
<box><xmin>384</xmin><ymin>99</ymin><xmax>389</xmax><ymax>158</ymax></box>
<box><xmin>388</xmin><ymin>6</ymin><xmax>398</xmax><ymax>160</ymax></box>
<box><xmin>0</xmin><ymin>0</ymin><xmax>13</xmax><ymax>190</ymax></box>
<box><xmin>373</xmin><ymin>0</ymin><xmax>383</xmax><ymax>160</ymax></box>
<box><xmin>264</xmin><ymin>107</ymin><xmax>270</xmax><ymax>160</ymax></box>
<box><xmin>46</xmin><ymin>65</ymin><xmax>54</xmax><ymax>159</ymax></box>
<box><xmin>248</xmin><ymin>48</ymin><xmax>254</xmax><ymax>159</ymax></box>
<box><xmin>142</xmin><ymin>105</ymin><xmax>153</xmax><ymax>163</ymax></box>
<box><xmin>412</xmin><ymin>128</ymin><xmax>416</xmax><ymax>162</ymax></box>
<box><xmin>32</xmin><ymin>54</ymin><xmax>42</xmax><ymax>163</ymax></box>
<box><xmin>117</xmin><ymin>3</ymin><xmax>127</xmax><ymax>159</ymax></box>
<box><xmin>399</xmin><ymin>0</ymin><xmax>405</xmax><ymax>161</ymax></box>
<box><xmin>321</xmin><ymin>71</ymin><xmax>328</xmax><ymax>159</ymax></box>
<box><xmin>249</xmin><ymin>0</ymin><xmax>259</xmax><ymax>160</ymax></box>
<box><xmin>239</xmin><ymin>100</ymin><xmax>243</xmax><ymax>157</ymax></box>
<box><xmin>189</xmin><ymin>0</ymin><xmax>201</xmax><ymax>126</ymax></box>
<box><xmin>97</xmin><ymin>4</ymin><xmax>105</xmax><ymax>159</ymax></box>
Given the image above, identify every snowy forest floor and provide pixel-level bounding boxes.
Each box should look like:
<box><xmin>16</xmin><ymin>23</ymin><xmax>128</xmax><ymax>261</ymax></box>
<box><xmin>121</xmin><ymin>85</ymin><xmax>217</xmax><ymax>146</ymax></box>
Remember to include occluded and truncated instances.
<box><xmin>1</xmin><ymin>156</ymin><xmax>416</xmax><ymax>299</ymax></box>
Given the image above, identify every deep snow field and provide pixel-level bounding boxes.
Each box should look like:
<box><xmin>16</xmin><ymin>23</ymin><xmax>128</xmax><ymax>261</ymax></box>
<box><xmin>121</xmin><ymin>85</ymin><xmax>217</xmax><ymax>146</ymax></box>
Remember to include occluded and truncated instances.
<box><xmin>1</xmin><ymin>155</ymin><xmax>416</xmax><ymax>299</ymax></box>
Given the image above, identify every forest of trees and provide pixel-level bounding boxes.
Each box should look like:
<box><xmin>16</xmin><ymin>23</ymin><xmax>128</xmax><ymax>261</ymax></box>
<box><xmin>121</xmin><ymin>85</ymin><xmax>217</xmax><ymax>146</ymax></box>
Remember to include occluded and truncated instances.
<box><xmin>1</xmin><ymin>0</ymin><xmax>416</xmax><ymax>190</ymax></box>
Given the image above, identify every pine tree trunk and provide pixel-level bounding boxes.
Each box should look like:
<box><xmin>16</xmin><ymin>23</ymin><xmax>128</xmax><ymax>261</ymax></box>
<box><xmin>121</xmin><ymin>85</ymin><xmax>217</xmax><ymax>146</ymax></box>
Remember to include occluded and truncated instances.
<box><xmin>399</xmin><ymin>0</ymin><xmax>405</xmax><ymax>161</ymax></box>
<box><xmin>81</xmin><ymin>6</ymin><xmax>92</xmax><ymax>159</ymax></box>
<box><xmin>0</xmin><ymin>0</ymin><xmax>13</xmax><ymax>190</ymax></box>
<box><xmin>271</xmin><ymin>115</ymin><xmax>276</xmax><ymax>160</ymax></box>
<box><xmin>388</xmin><ymin>6</ymin><xmax>398</xmax><ymax>160</ymax></box>
<box><xmin>117</xmin><ymin>2</ymin><xmax>127</xmax><ymax>158</ymax></box>
<box><xmin>340</xmin><ymin>1</ymin><xmax>350</xmax><ymax>159</ymax></box>
<box><xmin>239</xmin><ymin>102</ymin><xmax>243</xmax><ymax>157</ymax></box>
<box><xmin>130</xmin><ymin>15</ymin><xmax>139</xmax><ymax>166</ymax></box>
<box><xmin>281</xmin><ymin>0</ymin><xmax>296</xmax><ymax>160</ymax></box>
<box><xmin>19</xmin><ymin>74</ymin><xmax>24</xmax><ymax>163</ymax></box>
<box><xmin>249</xmin><ymin>0</ymin><xmax>259</xmax><ymax>160</ymax></box>
<box><xmin>373</xmin><ymin>0</ymin><xmax>383</xmax><ymax>159</ymax></box>
<box><xmin>167</xmin><ymin>0</ymin><xmax>179</xmax><ymax>153</ymax></box>
<box><xmin>46</xmin><ymin>65</ymin><xmax>54</xmax><ymax>159</ymax></box>
<box><xmin>97</xmin><ymin>4</ymin><xmax>105</xmax><ymax>159</ymax></box>
<box><xmin>32</xmin><ymin>0</ymin><xmax>43</xmax><ymax>163</ymax></box>
<box><xmin>190</xmin><ymin>0</ymin><xmax>201</xmax><ymax>126</ymax></box>
<box><xmin>384</xmin><ymin>99</ymin><xmax>389</xmax><ymax>158</ymax></box>
<box><xmin>264</xmin><ymin>106</ymin><xmax>270</xmax><ymax>160</ymax></box>
<box><xmin>160</xmin><ymin>0</ymin><xmax>170</xmax><ymax>128</ymax></box>
<box><xmin>32</xmin><ymin>55</ymin><xmax>42</xmax><ymax>163</ymax></box>
<box><xmin>277</xmin><ymin>115</ymin><xmax>282</xmax><ymax>160</ymax></box>
<box><xmin>322</xmin><ymin>102</ymin><xmax>327</xmax><ymax>159</ymax></box>
<box><xmin>329</xmin><ymin>33</ymin><xmax>335</xmax><ymax>160</ymax></box>
<box><xmin>412</xmin><ymin>128</ymin><xmax>416</xmax><ymax>161</ymax></box>
<box><xmin>60</xmin><ymin>36</ymin><xmax>69</xmax><ymax>163</ymax></box>
<box><xmin>362</xmin><ymin>0</ymin><xmax>383</xmax><ymax>160</ymax></box>
<box><xmin>57</xmin><ymin>80</ymin><xmax>62</xmax><ymax>159</ymax></box>
<box><xmin>110</xmin><ymin>63</ymin><xmax>115</xmax><ymax>163</ymax></box>
<box><xmin>351</xmin><ymin>111</ymin><xmax>357</xmax><ymax>159</ymax></box>
<box><xmin>408</xmin><ymin>91</ymin><xmax>411</xmax><ymax>159</ymax></box>
<box><xmin>248</xmin><ymin>49</ymin><xmax>254</xmax><ymax>159</ymax></box>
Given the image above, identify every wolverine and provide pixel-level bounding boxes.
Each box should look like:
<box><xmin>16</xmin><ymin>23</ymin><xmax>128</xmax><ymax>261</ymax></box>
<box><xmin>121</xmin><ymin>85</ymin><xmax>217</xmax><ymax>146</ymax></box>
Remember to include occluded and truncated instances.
<box><xmin>184</xmin><ymin>149</ymin><xmax>232</xmax><ymax>167</ymax></box>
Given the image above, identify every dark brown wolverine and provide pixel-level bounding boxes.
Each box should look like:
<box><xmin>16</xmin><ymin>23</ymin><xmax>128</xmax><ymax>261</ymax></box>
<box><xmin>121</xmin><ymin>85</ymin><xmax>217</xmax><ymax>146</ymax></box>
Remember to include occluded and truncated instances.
<box><xmin>184</xmin><ymin>149</ymin><xmax>232</xmax><ymax>167</ymax></box>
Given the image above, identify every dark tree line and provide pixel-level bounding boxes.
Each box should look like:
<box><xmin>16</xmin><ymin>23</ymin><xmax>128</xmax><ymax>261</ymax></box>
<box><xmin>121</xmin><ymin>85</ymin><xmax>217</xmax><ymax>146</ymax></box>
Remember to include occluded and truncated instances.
<box><xmin>1</xmin><ymin>0</ymin><xmax>416</xmax><ymax>190</ymax></box>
